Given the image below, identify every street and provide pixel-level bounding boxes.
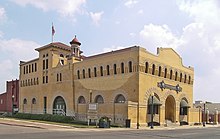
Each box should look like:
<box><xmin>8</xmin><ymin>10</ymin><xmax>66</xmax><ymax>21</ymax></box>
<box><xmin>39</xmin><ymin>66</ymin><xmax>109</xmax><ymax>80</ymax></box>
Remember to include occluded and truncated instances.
<box><xmin>1</xmin><ymin>123</ymin><xmax>220</xmax><ymax>139</ymax></box>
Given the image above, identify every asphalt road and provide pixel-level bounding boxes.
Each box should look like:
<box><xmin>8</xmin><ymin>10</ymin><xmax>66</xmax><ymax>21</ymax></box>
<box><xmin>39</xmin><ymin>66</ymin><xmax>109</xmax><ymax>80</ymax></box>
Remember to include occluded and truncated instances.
<box><xmin>1</xmin><ymin>123</ymin><xmax>220</xmax><ymax>139</ymax></box>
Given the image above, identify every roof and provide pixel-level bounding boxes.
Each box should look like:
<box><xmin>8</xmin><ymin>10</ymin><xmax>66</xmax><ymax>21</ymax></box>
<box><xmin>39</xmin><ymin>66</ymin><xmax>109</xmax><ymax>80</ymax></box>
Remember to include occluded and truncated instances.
<box><xmin>70</xmin><ymin>35</ymin><xmax>81</xmax><ymax>46</ymax></box>
<box><xmin>35</xmin><ymin>42</ymin><xmax>71</xmax><ymax>52</ymax></box>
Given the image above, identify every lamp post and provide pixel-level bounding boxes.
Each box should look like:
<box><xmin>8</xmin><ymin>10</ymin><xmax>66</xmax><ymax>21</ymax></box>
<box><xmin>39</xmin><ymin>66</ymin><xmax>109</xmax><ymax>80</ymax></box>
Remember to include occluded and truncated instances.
<box><xmin>150</xmin><ymin>93</ymin><xmax>154</xmax><ymax>129</ymax></box>
<box><xmin>12</xmin><ymin>94</ymin><xmax>15</xmax><ymax>116</ymax></box>
<box><xmin>203</xmin><ymin>102</ymin><xmax>206</xmax><ymax>127</ymax></box>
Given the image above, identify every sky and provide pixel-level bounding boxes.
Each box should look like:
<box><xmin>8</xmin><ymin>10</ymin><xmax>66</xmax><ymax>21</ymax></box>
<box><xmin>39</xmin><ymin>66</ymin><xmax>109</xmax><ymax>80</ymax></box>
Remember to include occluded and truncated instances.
<box><xmin>0</xmin><ymin>0</ymin><xmax>220</xmax><ymax>102</ymax></box>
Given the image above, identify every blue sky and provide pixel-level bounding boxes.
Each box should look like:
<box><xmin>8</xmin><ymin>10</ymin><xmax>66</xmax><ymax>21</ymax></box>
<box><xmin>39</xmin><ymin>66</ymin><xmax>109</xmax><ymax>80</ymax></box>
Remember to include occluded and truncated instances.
<box><xmin>0</xmin><ymin>0</ymin><xmax>220</xmax><ymax>102</ymax></box>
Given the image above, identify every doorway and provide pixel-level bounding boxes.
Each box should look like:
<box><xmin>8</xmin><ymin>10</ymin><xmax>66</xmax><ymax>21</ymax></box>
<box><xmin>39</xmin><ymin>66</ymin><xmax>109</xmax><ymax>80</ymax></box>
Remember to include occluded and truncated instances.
<box><xmin>165</xmin><ymin>95</ymin><xmax>176</xmax><ymax>122</ymax></box>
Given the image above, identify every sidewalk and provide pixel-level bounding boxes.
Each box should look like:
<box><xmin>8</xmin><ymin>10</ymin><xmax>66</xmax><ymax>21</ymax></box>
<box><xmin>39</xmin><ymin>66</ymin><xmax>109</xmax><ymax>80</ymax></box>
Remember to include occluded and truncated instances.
<box><xmin>0</xmin><ymin>118</ymin><xmax>219</xmax><ymax>131</ymax></box>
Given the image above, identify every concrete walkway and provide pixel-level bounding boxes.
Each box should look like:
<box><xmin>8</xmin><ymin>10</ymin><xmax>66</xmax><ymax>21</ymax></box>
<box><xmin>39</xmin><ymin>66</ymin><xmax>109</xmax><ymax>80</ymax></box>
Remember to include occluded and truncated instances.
<box><xmin>0</xmin><ymin>118</ymin><xmax>219</xmax><ymax>131</ymax></box>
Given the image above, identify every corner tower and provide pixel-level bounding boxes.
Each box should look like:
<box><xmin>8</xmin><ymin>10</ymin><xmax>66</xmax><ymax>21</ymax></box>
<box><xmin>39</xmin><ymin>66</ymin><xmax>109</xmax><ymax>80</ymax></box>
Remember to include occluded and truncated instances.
<box><xmin>70</xmin><ymin>35</ymin><xmax>82</xmax><ymax>58</ymax></box>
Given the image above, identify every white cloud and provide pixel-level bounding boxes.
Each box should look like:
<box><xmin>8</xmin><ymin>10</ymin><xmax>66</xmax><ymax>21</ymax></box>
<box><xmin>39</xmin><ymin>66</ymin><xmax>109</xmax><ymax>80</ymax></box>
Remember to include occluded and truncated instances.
<box><xmin>124</xmin><ymin>0</ymin><xmax>138</xmax><ymax>8</ymax></box>
<box><xmin>138</xmin><ymin>9</ymin><xmax>143</xmax><ymax>14</ymax></box>
<box><xmin>0</xmin><ymin>7</ymin><xmax>7</xmax><ymax>23</ymax></box>
<box><xmin>139</xmin><ymin>24</ymin><xmax>183</xmax><ymax>53</ymax></box>
<box><xmin>129</xmin><ymin>32</ymin><xmax>136</xmax><ymax>37</ymax></box>
<box><xmin>90</xmin><ymin>11</ymin><xmax>104</xmax><ymax>26</ymax></box>
<box><xmin>10</xmin><ymin>0</ymin><xmax>86</xmax><ymax>17</ymax></box>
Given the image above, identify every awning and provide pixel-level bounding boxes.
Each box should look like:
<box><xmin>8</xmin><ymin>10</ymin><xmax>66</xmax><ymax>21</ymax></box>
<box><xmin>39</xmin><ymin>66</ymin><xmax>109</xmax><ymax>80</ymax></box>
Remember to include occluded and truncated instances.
<box><xmin>148</xmin><ymin>96</ymin><xmax>162</xmax><ymax>105</ymax></box>
<box><xmin>180</xmin><ymin>99</ymin><xmax>190</xmax><ymax>108</ymax></box>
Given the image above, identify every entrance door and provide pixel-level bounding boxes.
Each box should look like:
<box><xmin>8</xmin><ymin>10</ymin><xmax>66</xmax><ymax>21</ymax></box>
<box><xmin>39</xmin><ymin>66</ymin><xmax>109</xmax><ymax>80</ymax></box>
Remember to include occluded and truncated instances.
<box><xmin>165</xmin><ymin>95</ymin><xmax>176</xmax><ymax>122</ymax></box>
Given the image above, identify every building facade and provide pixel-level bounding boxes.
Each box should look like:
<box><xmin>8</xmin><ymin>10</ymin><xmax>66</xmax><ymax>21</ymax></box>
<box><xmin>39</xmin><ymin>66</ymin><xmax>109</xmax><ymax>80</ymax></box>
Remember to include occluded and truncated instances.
<box><xmin>19</xmin><ymin>36</ymin><xmax>198</xmax><ymax>127</ymax></box>
<box><xmin>0</xmin><ymin>79</ymin><xmax>19</xmax><ymax>114</ymax></box>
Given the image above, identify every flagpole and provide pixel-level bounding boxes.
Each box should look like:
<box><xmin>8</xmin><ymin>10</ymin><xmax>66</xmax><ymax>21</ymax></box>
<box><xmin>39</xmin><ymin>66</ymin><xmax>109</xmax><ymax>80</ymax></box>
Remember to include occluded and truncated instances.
<box><xmin>52</xmin><ymin>22</ymin><xmax>53</xmax><ymax>43</ymax></box>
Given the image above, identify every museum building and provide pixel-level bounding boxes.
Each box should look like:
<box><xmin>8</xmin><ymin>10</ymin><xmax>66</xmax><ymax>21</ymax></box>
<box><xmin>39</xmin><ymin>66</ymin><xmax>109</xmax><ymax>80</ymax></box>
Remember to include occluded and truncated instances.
<box><xmin>19</xmin><ymin>36</ymin><xmax>199</xmax><ymax>127</ymax></box>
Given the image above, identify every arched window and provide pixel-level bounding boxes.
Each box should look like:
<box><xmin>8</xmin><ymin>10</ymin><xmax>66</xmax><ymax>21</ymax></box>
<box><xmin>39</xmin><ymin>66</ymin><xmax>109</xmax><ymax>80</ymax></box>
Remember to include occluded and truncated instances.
<box><xmin>188</xmin><ymin>76</ymin><xmax>191</xmax><ymax>84</ymax></box>
<box><xmin>180</xmin><ymin>73</ymin><xmax>182</xmax><ymax>82</ymax></box>
<box><xmin>115</xmin><ymin>94</ymin><xmax>126</xmax><ymax>103</ymax></box>
<box><xmin>77</xmin><ymin>70</ymin><xmax>80</xmax><ymax>79</ymax></box>
<box><xmin>107</xmin><ymin>65</ymin><xmax>110</xmax><ymax>75</ymax></box>
<box><xmin>114</xmin><ymin>64</ymin><xmax>117</xmax><ymax>74</ymax></box>
<box><xmin>129</xmin><ymin>61</ymin><xmax>132</xmax><ymax>72</ymax></box>
<box><xmin>121</xmin><ymin>62</ymin><xmax>124</xmax><ymax>74</ymax></box>
<box><xmin>145</xmin><ymin>62</ymin><xmax>149</xmax><ymax>73</ymax></box>
<box><xmin>60</xmin><ymin>73</ymin><xmax>62</xmax><ymax>81</ymax></box>
<box><xmin>170</xmin><ymin>70</ymin><xmax>173</xmax><ymax>79</ymax></box>
<box><xmin>180</xmin><ymin>99</ymin><xmax>189</xmax><ymax>115</ymax></box>
<box><xmin>32</xmin><ymin>98</ymin><xmax>36</xmax><ymax>104</ymax></box>
<box><xmin>57</xmin><ymin>73</ymin><xmax>59</xmax><ymax>81</ymax></box>
<box><xmin>94</xmin><ymin>67</ymin><xmax>97</xmax><ymax>77</ymax></box>
<box><xmin>78</xmin><ymin>96</ymin><xmax>86</xmax><ymax>104</ymax></box>
<box><xmin>95</xmin><ymin>95</ymin><xmax>104</xmax><ymax>104</ymax></box>
<box><xmin>164</xmin><ymin>68</ymin><xmax>167</xmax><ymax>78</ymax></box>
<box><xmin>147</xmin><ymin>95</ymin><xmax>161</xmax><ymax>114</ymax></box>
<box><xmin>175</xmin><ymin>71</ymin><xmax>178</xmax><ymax>81</ymax></box>
<box><xmin>100</xmin><ymin>66</ymin><xmax>103</xmax><ymax>76</ymax></box>
<box><xmin>83</xmin><ymin>69</ymin><xmax>85</xmax><ymax>79</ymax></box>
<box><xmin>158</xmin><ymin>66</ymin><xmax>162</xmax><ymax>77</ymax></box>
<box><xmin>184</xmin><ymin>74</ymin><xmax>187</xmax><ymax>83</ymax></box>
<box><xmin>88</xmin><ymin>68</ymin><xmax>91</xmax><ymax>78</ymax></box>
<box><xmin>60</xmin><ymin>54</ymin><xmax>64</xmax><ymax>57</ymax></box>
<box><xmin>53</xmin><ymin>96</ymin><xmax>66</xmax><ymax>115</ymax></box>
<box><xmin>152</xmin><ymin>64</ymin><xmax>155</xmax><ymax>75</ymax></box>
<box><xmin>23</xmin><ymin>98</ymin><xmax>27</xmax><ymax>104</ymax></box>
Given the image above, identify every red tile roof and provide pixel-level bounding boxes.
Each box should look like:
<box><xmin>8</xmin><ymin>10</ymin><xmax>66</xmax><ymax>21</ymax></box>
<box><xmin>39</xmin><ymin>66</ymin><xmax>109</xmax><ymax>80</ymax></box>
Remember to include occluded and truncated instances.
<box><xmin>70</xmin><ymin>35</ymin><xmax>81</xmax><ymax>46</ymax></box>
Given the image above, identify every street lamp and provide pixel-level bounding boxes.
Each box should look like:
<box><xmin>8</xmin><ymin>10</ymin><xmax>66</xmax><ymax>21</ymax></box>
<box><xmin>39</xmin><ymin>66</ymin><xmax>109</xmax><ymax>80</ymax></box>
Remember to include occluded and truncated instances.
<box><xmin>203</xmin><ymin>102</ymin><xmax>206</xmax><ymax>127</ymax></box>
<box><xmin>12</xmin><ymin>94</ymin><xmax>15</xmax><ymax>116</ymax></box>
<box><xmin>150</xmin><ymin>93</ymin><xmax>154</xmax><ymax>129</ymax></box>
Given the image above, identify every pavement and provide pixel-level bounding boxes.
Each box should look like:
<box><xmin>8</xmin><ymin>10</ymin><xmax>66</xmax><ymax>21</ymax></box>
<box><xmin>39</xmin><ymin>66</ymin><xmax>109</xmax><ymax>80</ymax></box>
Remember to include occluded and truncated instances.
<box><xmin>0</xmin><ymin>117</ymin><xmax>219</xmax><ymax>131</ymax></box>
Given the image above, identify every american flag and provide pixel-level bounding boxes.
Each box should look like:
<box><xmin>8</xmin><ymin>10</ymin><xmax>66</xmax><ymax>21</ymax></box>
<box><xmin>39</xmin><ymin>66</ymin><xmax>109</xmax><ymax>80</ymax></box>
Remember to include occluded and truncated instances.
<box><xmin>52</xmin><ymin>24</ymin><xmax>55</xmax><ymax>36</ymax></box>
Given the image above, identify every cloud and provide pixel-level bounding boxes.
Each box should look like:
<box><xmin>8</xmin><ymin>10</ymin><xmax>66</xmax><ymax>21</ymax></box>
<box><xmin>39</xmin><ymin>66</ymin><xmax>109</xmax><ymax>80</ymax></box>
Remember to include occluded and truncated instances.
<box><xmin>139</xmin><ymin>24</ymin><xmax>183</xmax><ymax>53</ymax></box>
<box><xmin>138</xmin><ymin>9</ymin><xmax>143</xmax><ymax>14</ymax></box>
<box><xmin>90</xmin><ymin>11</ymin><xmax>104</xmax><ymax>26</ymax></box>
<box><xmin>0</xmin><ymin>7</ymin><xmax>7</xmax><ymax>23</ymax></box>
<box><xmin>10</xmin><ymin>0</ymin><xmax>86</xmax><ymax>17</ymax></box>
<box><xmin>124</xmin><ymin>0</ymin><xmax>138</xmax><ymax>8</ymax></box>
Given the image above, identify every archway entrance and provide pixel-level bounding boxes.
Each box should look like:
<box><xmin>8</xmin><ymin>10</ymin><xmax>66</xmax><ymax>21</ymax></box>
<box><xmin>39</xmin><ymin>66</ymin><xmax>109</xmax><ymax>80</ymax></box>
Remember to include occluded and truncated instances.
<box><xmin>53</xmin><ymin>96</ymin><xmax>66</xmax><ymax>115</ymax></box>
<box><xmin>165</xmin><ymin>95</ymin><xmax>176</xmax><ymax>122</ymax></box>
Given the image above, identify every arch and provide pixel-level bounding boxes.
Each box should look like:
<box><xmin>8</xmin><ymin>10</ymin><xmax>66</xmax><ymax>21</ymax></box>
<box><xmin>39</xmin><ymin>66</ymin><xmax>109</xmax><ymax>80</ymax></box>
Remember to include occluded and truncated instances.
<box><xmin>158</xmin><ymin>66</ymin><xmax>162</xmax><ymax>77</ymax></box>
<box><xmin>88</xmin><ymin>68</ymin><xmax>91</xmax><ymax>78</ymax></box>
<box><xmin>115</xmin><ymin>94</ymin><xmax>126</xmax><ymax>103</ymax></box>
<box><xmin>95</xmin><ymin>95</ymin><xmax>104</xmax><ymax>104</ymax></box>
<box><xmin>145</xmin><ymin>62</ymin><xmax>149</xmax><ymax>73</ymax></box>
<box><xmin>82</xmin><ymin>69</ymin><xmax>85</xmax><ymax>78</ymax></box>
<box><xmin>77</xmin><ymin>70</ymin><xmax>80</xmax><ymax>79</ymax></box>
<box><xmin>78</xmin><ymin>96</ymin><xmax>86</xmax><ymax>104</ymax></box>
<box><xmin>121</xmin><ymin>62</ymin><xmax>124</xmax><ymax>74</ymax></box>
<box><xmin>60</xmin><ymin>54</ymin><xmax>64</xmax><ymax>57</ymax></box>
<box><xmin>147</xmin><ymin>94</ymin><xmax>161</xmax><ymax>114</ymax></box>
<box><xmin>32</xmin><ymin>98</ymin><xmax>36</xmax><ymax>104</ymax></box>
<box><xmin>165</xmin><ymin>95</ymin><xmax>176</xmax><ymax>122</ymax></box>
<box><xmin>128</xmin><ymin>61</ymin><xmax>132</xmax><ymax>72</ymax></box>
<box><xmin>23</xmin><ymin>98</ymin><xmax>27</xmax><ymax>104</ymax></box>
<box><xmin>152</xmin><ymin>64</ymin><xmax>155</xmax><ymax>75</ymax></box>
<box><xmin>94</xmin><ymin>67</ymin><xmax>97</xmax><ymax>77</ymax></box>
<box><xmin>53</xmin><ymin>96</ymin><xmax>66</xmax><ymax>115</ymax></box>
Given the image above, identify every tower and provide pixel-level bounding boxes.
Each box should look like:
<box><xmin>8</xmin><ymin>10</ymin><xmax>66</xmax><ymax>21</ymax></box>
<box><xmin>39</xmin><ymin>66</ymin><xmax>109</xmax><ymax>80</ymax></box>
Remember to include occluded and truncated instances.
<box><xmin>70</xmin><ymin>35</ymin><xmax>82</xmax><ymax>57</ymax></box>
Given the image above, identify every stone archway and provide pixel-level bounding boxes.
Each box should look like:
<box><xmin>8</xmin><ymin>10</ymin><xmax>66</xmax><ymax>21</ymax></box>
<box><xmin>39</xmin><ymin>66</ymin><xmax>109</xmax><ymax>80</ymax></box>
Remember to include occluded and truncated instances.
<box><xmin>165</xmin><ymin>95</ymin><xmax>176</xmax><ymax>122</ymax></box>
<box><xmin>53</xmin><ymin>96</ymin><xmax>66</xmax><ymax>115</ymax></box>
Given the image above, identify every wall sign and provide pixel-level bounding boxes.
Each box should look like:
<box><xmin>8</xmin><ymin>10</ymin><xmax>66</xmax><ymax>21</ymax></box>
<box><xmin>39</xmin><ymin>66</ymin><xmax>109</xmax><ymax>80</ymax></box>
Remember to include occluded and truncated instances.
<box><xmin>157</xmin><ymin>80</ymin><xmax>182</xmax><ymax>93</ymax></box>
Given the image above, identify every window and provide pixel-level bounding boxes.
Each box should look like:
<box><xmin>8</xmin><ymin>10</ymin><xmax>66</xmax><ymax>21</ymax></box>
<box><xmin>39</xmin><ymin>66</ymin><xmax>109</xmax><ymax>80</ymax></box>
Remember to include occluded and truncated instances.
<box><xmin>60</xmin><ymin>59</ymin><xmax>64</xmax><ymax>65</ymax></box>
<box><xmin>60</xmin><ymin>54</ymin><xmax>64</xmax><ymax>57</ymax></box>
<box><xmin>46</xmin><ymin>59</ymin><xmax>48</xmax><ymax>69</ymax></box>
<box><xmin>57</xmin><ymin>74</ymin><xmax>59</xmax><ymax>81</ymax></box>
<box><xmin>78</xmin><ymin>96</ymin><xmax>86</xmax><ymax>104</ymax></box>
<box><xmin>129</xmin><ymin>61</ymin><xmax>132</xmax><ymax>72</ymax></box>
<box><xmin>95</xmin><ymin>95</ymin><xmax>104</xmax><ymax>104</ymax></box>
<box><xmin>23</xmin><ymin>98</ymin><xmax>27</xmax><ymax>104</ymax></box>
<box><xmin>145</xmin><ymin>62</ymin><xmax>149</xmax><ymax>73</ymax></box>
<box><xmin>31</xmin><ymin>79</ymin><xmax>33</xmax><ymax>85</ymax></box>
<box><xmin>107</xmin><ymin>65</ymin><xmax>110</xmax><ymax>75</ymax></box>
<box><xmin>175</xmin><ymin>71</ymin><xmax>178</xmax><ymax>81</ymax></box>
<box><xmin>114</xmin><ymin>64</ymin><xmax>117</xmax><ymax>75</ymax></box>
<box><xmin>26</xmin><ymin>65</ymin><xmax>28</xmax><ymax>74</ymax></box>
<box><xmin>100</xmin><ymin>66</ymin><xmax>103</xmax><ymax>76</ymax></box>
<box><xmin>36</xmin><ymin>78</ymin><xmax>39</xmax><ymax>84</ymax></box>
<box><xmin>32</xmin><ymin>64</ymin><xmax>34</xmax><ymax>72</ymax></box>
<box><xmin>23</xmin><ymin>66</ymin><xmax>25</xmax><ymax>74</ymax></box>
<box><xmin>77</xmin><ymin>70</ymin><xmax>80</xmax><ymax>79</ymax></box>
<box><xmin>170</xmin><ymin>70</ymin><xmax>173</xmax><ymax>79</ymax></box>
<box><xmin>180</xmin><ymin>73</ymin><xmax>182</xmax><ymax>82</ymax></box>
<box><xmin>121</xmin><ymin>63</ymin><xmax>124</xmax><ymax>74</ymax></box>
<box><xmin>184</xmin><ymin>74</ymin><xmax>187</xmax><ymax>83</ymax></box>
<box><xmin>82</xmin><ymin>69</ymin><xmax>85</xmax><ymax>79</ymax></box>
<box><xmin>43</xmin><ymin>76</ymin><xmax>45</xmax><ymax>84</ymax></box>
<box><xmin>29</xmin><ymin>65</ymin><xmax>31</xmax><ymax>73</ymax></box>
<box><xmin>152</xmin><ymin>64</ymin><xmax>155</xmax><ymax>75</ymax></box>
<box><xmin>32</xmin><ymin>98</ymin><xmax>36</xmax><ymax>104</ymax></box>
<box><xmin>115</xmin><ymin>94</ymin><xmax>126</xmax><ymax>103</ymax></box>
<box><xmin>164</xmin><ymin>68</ymin><xmax>167</xmax><ymax>78</ymax></box>
<box><xmin>43</xmin><ymin>60</ymin><xmax>45</xmax><ymax>70</ymax></box>
<box><xmin>158</xmin><ymin>66</ymin><xmax>162</xmax><ymax>76</ymax></box>
<box><xmin>35</xmin><ymin>63</ymin><xmax>37</xmax><ymax>72</ymax></box>
<box><xmin>188</xmin><ymin>76</ymin><xmax>191</xmax><ymax>84</ymax></box>
<box><xmin>94</xmin><ymin>67</ymin><xmax>97</xmax><ymax>77</ymax></box>
<box><xmin>34</xmin><ymin>78</ymin><xmax>36</xmax><ymax>85</ymax></box>
<box><xmin>60</xmin><ymin>73</ymin><xmax>62</xmax><ymax>81</ymax></box>
<box><xmin>88</xmin><ymin>68</ymin><xmax>91</xmax><ymax>78</ymax></box>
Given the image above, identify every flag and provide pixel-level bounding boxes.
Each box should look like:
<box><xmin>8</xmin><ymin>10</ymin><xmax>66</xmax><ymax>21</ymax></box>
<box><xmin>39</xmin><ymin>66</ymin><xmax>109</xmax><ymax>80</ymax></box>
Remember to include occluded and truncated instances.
<box><xmin>52</xmin><ymin>24</ymin><xmax>55</xmax><ymax>36</ymax></box>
